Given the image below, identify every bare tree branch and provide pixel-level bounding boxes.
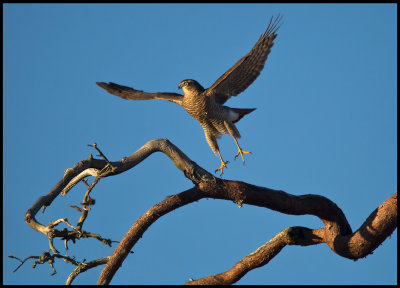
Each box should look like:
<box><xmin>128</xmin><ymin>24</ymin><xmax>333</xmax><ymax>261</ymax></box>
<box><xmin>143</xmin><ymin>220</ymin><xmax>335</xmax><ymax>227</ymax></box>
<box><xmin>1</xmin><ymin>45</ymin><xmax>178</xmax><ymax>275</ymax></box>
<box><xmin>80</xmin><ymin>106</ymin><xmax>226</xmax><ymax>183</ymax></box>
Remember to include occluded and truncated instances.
<box><xmin>65</xmin><ymin>256</ymin><xmax>110</xmax><ymax>285</ymax></box>
<box><xmin>24</xmin><ymin>139</ymin><xmax>212</xmax><ymax>238</ymax></box>
<box><xmin>186</xmin><ymin>226</ymin><xmax>324</xmax><ymax>285</ymax></box>
<box><xmin>186</xmin><ymin>191</ymin><xmax>397</xmax><ymax>284</ymax></box>
<box><xmin>21</xmin><ymin>139</ymin><xmax>397</xmax><ymax>285</ymax></box>
<box><xmin>97</xmin><ymin>178</ymin><xmax>396</xmax><ymax>284</ymax></box>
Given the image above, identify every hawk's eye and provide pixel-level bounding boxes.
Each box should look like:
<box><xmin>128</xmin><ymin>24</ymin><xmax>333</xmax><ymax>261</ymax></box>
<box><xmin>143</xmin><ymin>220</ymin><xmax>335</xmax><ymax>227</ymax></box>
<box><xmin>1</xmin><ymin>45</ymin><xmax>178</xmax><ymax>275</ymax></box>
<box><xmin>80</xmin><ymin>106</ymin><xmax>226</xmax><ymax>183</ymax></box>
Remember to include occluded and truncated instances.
<box><xmin>184</xmin><ymin>82</ymin><xmax>188</xmax><ymax>87</ymax></box>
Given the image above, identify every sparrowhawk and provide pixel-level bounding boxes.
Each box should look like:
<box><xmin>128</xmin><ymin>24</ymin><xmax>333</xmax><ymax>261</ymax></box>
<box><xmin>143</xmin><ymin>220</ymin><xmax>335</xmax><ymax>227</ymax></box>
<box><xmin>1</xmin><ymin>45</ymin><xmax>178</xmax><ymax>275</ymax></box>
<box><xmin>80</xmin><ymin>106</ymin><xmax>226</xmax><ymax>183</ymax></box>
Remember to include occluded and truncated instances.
<box><xmin>97</xmin><ymin>16</ymin><xmax>281</xmax><ymax>176</ymax></box>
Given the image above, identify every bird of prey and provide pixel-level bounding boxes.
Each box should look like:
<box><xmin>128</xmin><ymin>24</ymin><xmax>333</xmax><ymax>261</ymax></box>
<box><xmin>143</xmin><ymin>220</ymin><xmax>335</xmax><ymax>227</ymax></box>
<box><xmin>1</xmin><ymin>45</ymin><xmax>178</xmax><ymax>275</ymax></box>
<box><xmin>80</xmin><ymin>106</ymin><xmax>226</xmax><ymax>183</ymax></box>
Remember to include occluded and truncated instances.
<box><xmin>97</xmin><ymin>16</ymin><xmax>281</xmax><ymax>176</ymax></box>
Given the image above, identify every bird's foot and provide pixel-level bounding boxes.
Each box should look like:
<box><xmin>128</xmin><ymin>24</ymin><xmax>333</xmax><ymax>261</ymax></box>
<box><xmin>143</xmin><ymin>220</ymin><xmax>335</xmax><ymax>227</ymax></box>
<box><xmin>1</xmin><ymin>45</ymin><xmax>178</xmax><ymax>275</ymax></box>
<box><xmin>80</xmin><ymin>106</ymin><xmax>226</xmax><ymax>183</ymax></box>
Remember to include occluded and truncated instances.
<box><xmin>215</xmin><ymin>160</ymin><xmax>229</xmax><ymax>176</ymax></box>
<box><xmin>234</xmin><ymin>148</ymin><xmax>251</xmax><ymax>163</ymax></box>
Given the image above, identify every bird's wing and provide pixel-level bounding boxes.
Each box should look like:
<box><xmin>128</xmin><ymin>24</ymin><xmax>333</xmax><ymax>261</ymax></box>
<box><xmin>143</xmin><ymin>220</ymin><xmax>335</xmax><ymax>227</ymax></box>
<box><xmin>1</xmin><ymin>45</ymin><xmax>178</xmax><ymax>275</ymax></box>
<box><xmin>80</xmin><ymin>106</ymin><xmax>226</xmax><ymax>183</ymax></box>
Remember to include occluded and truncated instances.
<box><xmin>96</xmin><ymin>82</ymin><xmax>184</xmax><ymax>106</ymax></box>
<box><xmin>205</xmin><ymin>15</ymin><xmax>281</xmax><ymax>105</ymax></box>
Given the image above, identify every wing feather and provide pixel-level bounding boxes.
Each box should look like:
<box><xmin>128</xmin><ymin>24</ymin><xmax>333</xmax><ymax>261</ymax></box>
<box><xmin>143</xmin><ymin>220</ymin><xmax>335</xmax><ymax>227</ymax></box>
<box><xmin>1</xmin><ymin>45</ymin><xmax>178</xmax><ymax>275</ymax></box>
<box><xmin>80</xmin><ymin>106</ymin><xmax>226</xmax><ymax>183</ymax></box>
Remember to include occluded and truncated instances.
<box><xmin>96</xmin><ymin>82</ymin><xmax>184</xmax><ymax>106</ymax></box>
<box><xmin>205</xmin><ymin>15</ymin><xmax>282</xmax><ymax>104</ymax></box>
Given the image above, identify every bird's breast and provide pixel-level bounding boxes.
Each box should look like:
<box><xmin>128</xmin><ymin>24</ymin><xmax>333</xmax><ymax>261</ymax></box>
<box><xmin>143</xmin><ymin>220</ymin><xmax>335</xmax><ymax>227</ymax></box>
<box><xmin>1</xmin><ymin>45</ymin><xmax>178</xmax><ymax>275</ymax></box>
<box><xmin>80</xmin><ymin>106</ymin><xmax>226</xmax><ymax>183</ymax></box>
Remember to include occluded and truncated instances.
<box><xmin>182</xmin><ymin>94</ymin><xmax>210</xmax><ymax>122</ymax></box>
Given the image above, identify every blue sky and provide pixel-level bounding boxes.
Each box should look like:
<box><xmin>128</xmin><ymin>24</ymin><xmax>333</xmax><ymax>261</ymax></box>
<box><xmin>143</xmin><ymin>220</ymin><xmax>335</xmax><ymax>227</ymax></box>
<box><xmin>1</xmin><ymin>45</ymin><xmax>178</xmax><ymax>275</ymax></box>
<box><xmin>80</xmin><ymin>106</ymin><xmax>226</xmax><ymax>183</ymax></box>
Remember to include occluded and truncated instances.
<box><xmin>3</xmin><ymin>3</ymin><xmax>397</xmax><ymax>285</ymax></box>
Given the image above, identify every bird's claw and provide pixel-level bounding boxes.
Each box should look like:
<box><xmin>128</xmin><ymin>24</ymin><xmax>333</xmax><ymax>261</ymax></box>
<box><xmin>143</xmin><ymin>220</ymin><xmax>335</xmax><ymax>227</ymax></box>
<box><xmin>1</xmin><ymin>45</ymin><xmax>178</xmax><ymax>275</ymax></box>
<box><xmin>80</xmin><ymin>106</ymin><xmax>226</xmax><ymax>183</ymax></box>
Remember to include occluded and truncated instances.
<box><xmin>215</xmin><ymin>160</ymin><xmax>229</xmax><ymax>176</ymax></box>
<box><xmin>234</xmin><ymin>149</ymin><xmax>251</xmax><ymax>163</ymax></box>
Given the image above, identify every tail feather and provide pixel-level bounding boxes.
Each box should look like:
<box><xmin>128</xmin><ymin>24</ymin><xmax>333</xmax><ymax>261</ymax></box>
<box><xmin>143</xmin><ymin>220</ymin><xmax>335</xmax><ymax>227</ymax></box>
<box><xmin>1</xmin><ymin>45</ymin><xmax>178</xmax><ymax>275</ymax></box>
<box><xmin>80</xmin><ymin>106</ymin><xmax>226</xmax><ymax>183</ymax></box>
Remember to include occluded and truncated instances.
<box><xmin>231</xmin><ymin>108</ymin><xmax>256</xmax><ymax>123</ymax></box>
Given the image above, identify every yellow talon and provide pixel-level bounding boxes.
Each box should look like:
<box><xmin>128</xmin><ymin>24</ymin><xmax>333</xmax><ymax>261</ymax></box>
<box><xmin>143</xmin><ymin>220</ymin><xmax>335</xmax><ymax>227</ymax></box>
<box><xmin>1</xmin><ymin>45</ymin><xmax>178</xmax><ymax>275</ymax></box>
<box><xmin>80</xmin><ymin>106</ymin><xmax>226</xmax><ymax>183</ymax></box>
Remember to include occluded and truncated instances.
<box><xmin>215</xmin><ymin>160</ymin><xmax>229</xmax><ymax>176</ymax></box>
<box><xmin>215</xmin><ymin>151</ymin><xmax>229</xmax><ymax>176</ymax></box>
<box><xmin>234</xmin><ymin>148</ymin><xmax>251</xmax><ymax>163</ymax></box>
<box><xmin>233</xmin><ymin>138</ymin><xmax>251</xmax><ymax>163</ymax></box>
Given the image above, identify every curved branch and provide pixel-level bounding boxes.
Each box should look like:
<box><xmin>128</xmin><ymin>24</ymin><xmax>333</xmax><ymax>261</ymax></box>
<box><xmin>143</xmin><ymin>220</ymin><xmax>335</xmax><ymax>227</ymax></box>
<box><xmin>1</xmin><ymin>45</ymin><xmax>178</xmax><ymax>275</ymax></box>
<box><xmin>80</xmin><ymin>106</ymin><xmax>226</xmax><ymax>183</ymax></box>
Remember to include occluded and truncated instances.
<box><xmin>65</xmin><ymin>257</ymin><xmax>110</xmax><ymax>285</ymax></box>
<box><xmin>186</xmin><ymin>191</ymin><xmax>397</xmax><ymax>284</ymax></box>
<box><xmin>97</xmin><ymin>177</ymin><xmax>396</xmax><ymax>284</ymax></box>
<box><xmin>24</xmin><ymin>139</ymin><xmax>214</xmax><ymax>236</ymax></box>
<box><xmin>186</xmin><ymin>226</ymin><xmax>325</xmax><ymax>285</ymax></box>
<box><xmin>23</xmin><ymin>138</ymin><xmax>396</xmax><ymax>285</ymax></box>
<box><xmin>61</xmin><ymin>168</ymin><xmax>100</xmax><ymax>196</ymax></box>
<box><xmin>97</xmin><ymin>187</ymin><xmax>207</xmax><ymax>284</ymax></box>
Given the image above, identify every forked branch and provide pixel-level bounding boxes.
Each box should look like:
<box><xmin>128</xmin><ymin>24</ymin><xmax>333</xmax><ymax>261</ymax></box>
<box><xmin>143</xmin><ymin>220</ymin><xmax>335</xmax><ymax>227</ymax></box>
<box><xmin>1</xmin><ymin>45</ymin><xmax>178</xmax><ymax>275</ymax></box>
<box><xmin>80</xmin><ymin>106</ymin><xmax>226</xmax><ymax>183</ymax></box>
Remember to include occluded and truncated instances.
<box><xmin>22</xmin><ymin>139</ymin><xmax>396</xmax><ymax>285</ymax></box>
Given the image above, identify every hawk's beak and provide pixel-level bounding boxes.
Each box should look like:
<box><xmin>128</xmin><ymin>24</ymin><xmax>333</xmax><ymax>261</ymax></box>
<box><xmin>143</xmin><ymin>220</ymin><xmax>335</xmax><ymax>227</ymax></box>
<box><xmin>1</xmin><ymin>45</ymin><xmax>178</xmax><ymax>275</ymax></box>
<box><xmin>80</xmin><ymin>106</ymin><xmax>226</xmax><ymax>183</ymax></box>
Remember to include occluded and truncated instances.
<box><xmin>178</xmin><ymin>83</ymin><xmax>182</xmax><ymax>89</ymax></box>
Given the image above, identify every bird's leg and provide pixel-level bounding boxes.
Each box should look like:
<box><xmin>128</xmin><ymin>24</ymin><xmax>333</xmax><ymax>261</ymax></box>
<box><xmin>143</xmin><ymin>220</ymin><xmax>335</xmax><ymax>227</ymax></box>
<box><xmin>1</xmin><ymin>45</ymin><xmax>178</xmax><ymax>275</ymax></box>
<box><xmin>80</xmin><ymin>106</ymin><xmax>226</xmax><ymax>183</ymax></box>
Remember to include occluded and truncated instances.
<box><xmin>233</xmin><ymin>137</ymin><xmax>251</xmax><ymax>163</ymax></box>
<box><xmin>215</xmin><ymin>151</ymin><xmax>229</xmax><ymax>176</ymax></box>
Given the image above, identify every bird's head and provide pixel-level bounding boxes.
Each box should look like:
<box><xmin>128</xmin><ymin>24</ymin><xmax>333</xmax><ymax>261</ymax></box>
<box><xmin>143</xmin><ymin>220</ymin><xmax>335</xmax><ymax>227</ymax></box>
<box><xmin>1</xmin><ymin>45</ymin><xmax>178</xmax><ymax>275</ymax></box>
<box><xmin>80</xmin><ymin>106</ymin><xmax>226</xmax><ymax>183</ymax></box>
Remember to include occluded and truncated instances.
<box><xmin>178</xmin><ymin>79</ymin><xmax>205</xmax><ymax>93</ymax></box>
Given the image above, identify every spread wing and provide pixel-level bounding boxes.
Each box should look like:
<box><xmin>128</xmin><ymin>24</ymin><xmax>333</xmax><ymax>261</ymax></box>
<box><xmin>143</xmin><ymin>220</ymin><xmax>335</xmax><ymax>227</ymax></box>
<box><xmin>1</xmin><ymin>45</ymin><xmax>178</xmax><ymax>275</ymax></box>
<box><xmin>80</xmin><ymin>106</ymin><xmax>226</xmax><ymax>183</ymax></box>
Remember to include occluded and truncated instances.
<box><xmin>205</xmin><ymin>15</ymin><xmax>281</xmax><ymax>104</ymax></box>
<box><xmin>96</xmin><ymin>82</ymin><xmax>184</xmax><ymax>106</ymax></box>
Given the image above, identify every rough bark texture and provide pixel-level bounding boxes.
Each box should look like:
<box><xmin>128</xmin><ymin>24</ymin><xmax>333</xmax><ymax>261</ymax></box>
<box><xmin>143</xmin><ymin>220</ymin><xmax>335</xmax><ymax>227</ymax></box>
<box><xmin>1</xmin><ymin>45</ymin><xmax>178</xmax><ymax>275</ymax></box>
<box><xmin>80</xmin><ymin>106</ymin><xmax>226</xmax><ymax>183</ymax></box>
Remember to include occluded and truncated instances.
<box><xmin>23</xmin><ymin>139</ymin><xmax>397</xmax><ymax>285</ymax></box>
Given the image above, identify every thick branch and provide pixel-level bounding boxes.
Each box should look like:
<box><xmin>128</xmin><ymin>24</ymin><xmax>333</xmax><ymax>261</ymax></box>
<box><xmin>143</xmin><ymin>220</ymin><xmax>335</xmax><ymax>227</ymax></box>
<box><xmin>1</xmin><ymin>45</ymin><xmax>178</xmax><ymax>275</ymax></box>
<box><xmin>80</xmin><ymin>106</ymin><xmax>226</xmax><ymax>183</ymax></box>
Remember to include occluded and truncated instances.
<box><xmin>23</xmin><ymin>138</ymin><xmax>396</xmax><ymax>285</ymax></box>
<box><xmin>97</xmin><ymin>187</ymin><xmax>207</xmax><ymax>285</ymax></box>
<box><xmin>97</xmin><ymin>178</ymin><xmax>396</xmax><ymax>284</ymax></box>
<box><xmin>186</xmin><ymin>191</ymin><xmax>397</xmax><ymax>284</ymax></box>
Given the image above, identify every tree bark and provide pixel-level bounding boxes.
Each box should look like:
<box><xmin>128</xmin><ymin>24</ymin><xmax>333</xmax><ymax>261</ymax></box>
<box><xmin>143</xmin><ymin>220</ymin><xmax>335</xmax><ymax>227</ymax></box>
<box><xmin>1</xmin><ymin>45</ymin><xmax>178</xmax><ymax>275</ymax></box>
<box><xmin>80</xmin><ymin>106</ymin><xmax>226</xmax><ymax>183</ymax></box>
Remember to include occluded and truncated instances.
<box><xmin>22</xmin><ymin>139</ymin><xmax>396</xmax><ymax>285</ymax></box>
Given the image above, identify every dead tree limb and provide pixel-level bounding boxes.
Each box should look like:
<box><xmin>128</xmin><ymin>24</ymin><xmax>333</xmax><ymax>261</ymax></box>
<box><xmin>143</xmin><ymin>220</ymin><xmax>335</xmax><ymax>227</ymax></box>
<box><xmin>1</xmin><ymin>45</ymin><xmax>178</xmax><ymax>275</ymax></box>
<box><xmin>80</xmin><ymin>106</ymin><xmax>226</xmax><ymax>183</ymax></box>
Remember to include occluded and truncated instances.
<box><xmin>97</xmin><ymin>180</ymin><xmax>396</xmax><ymax>284</ymax></box>
<box><xmin>65</xmin><ymin>256</ymin><xmax>110</xmax><ymax>285</ymax></box>
<box><xmin>24</xmin><ymin>139</ymin><xmax>211</xmax><ymax>241</ymax></box>
<box><xmin>22</xmin><ymin>139</ymin><xmax>397</xmax><ymax>285</ymax></box>
<box><xmin>186</xmin><ymin>192</ymin><xmax>397</xmax><ymax>285</ymax></box>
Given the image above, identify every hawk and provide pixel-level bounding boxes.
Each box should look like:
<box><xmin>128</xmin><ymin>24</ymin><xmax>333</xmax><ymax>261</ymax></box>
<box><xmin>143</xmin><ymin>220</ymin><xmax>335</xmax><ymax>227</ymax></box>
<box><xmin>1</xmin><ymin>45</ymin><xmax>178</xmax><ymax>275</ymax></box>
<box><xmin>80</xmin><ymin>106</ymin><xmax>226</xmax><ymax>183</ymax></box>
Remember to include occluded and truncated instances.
<box><xmin>97</xmin><ymin>16</ymin><xmax>281</xmax><ymax>176</ymax></box>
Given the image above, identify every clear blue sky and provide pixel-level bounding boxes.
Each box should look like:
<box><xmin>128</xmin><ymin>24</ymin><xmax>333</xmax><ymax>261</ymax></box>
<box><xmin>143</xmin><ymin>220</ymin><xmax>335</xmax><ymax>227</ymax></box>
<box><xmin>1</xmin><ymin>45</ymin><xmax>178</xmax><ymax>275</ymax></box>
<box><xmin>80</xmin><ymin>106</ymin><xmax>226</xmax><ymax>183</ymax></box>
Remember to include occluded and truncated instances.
<box><xmin>3</xmin><ymin>4</ymin><xmax>397</xmax><ymax>285</ymax></box>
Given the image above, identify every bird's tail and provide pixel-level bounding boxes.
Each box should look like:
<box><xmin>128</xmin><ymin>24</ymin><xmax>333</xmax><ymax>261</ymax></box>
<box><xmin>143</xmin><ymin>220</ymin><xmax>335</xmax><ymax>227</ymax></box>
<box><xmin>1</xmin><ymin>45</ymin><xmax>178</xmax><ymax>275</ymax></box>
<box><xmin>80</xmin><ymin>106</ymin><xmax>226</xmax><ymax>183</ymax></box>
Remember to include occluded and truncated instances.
<box><xmin>231</xmin><ymin>108</ymin><xmax>256</xmax><ymax>123</ymax></box>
